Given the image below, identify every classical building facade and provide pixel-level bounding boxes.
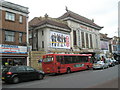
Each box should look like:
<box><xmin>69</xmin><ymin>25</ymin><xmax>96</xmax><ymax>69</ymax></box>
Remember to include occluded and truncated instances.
<box><xmin>0</xmin><ymin>1</ymin><xmax>29</xmax><ymax>66</ymax></box>
<box><xmin>58</xmin><ymin>10</ymin><xmax>103</xmax><ymax>55</ymax></box>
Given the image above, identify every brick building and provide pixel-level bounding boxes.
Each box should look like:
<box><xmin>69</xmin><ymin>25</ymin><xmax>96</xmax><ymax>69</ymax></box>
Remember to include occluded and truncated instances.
<box><xmin>0</xmin><ymin>1</ymin><xmax>29</xmax><ymax>66</ymax></box>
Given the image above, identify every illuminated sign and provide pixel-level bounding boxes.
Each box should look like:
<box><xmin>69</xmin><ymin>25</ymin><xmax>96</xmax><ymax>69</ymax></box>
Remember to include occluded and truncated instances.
<box><xmin>0</xmin><ymin>44</ymin><xmax>27</xmax><ymax>54</ymax></box>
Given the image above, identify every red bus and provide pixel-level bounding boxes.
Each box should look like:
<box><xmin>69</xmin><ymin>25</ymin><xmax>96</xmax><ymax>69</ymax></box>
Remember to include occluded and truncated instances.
<box><xmin>42</xmin><ymin>54</ymin><xmax>93</xmax><ymax>74</ymax></box>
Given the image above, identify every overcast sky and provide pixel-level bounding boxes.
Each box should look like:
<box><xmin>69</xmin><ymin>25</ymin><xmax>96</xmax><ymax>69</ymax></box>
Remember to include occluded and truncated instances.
<box><xmin>4</xmin><ymin>0</ymin><xmax>119</xmax><ymax>37</ymax></box>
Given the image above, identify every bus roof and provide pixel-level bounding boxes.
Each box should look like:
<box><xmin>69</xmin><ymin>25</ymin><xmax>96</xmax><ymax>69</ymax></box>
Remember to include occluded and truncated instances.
<box><xmin>43</xmin><ymin>54</ymin><xmax>92</xmax><ymax>56</ymax></box>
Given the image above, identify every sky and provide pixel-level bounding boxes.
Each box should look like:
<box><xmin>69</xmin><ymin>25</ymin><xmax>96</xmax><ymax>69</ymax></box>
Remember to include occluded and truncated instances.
<box><xmin>4</xmin><ymin>0</ymin><xmax>119</xmax><ymax>37</ymax></box>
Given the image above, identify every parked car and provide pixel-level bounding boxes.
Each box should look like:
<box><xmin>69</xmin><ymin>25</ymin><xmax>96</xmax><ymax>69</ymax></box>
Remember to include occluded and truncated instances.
<box><xmin>2</xmin><ymin>66</ymin><xmax>45</xmax><ymax>84</ymax></box>
<box><xmin>106</xmin><ymin>59</ymin><xmax>115</xmax><ymax>67</ymax></box>
<box><xmin>93</xmin><ymin>61</ymin><xmax>109</xmax><ymax>70</ymax></box>
<box><xmin>111</xmin><ymin>59</ymin><xmax>118</xmax><ymax>65</ymax></box>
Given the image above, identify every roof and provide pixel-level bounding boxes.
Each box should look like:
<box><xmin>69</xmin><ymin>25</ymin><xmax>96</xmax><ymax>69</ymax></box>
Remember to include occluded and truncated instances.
<box><xmin>100</xmin><ymin>33</ymin><xmax>112</xmax><ymax>41</ymax></box>
<box><xmin>29</xmin><ymin>17</ymin><xmax>42</xmax><ymax>26</ymax></box>
<box><xmin>58</xmin><ymin>10</ymin><xmax>103</xmax><ymax>30</ymax></box>
<box><xmin>0</xmin><ymin>0</ymin><xmax>29</xmax><ymax>14</ymax></box>
<box><xmin>29</xmin><ymin>16</ymin><xmax>71</xmax><ymax>31</ymax></box>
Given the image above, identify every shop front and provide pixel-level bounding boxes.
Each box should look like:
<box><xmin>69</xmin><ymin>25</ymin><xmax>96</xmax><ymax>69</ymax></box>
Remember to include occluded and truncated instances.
<box><xmin>0</xmin><ymin>44</ymin><xmax>28</xmax><ymax>66</ymax></box>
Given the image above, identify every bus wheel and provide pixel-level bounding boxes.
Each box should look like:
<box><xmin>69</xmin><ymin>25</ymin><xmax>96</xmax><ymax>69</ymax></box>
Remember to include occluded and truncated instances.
<box><xmin>66</xmin><ymin>68</ymin><xmax>71</xmax><ymax>74</ymax></box>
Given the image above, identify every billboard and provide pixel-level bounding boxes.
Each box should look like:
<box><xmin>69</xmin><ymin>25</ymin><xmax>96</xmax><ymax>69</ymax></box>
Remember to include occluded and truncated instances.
<box><xmin>49</xmin><ymin>31</ymin><xmax>70</xmax><ymax>49</ymax></box>
<box><xmin>0</xmin><ymin>44</ymin><xmax>27</xmax><ymax>54</ymax></box>
<box><xmin>100</xmin><ymin>41</ymin><xmax>109</xmax><ymax>50</ymax></box>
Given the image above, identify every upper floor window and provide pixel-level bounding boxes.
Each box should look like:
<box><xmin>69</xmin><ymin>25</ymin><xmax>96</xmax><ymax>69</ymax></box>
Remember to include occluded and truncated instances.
<box><xmin>42</xmin><ymin>30</ymin><xmax>44</xmax><ymax>36</ymax></box>
<box><xmin>42</xmin><ymin>41</ymin><xmax>44</xmax><ymax>48</ymax></box>
<box><xmin>5</xmin><ymin>31</ymin><xmax>15</xmax><ymax>42</ymax></box>
<box><xmin>81</xmin><ymin>32</ymin><xmax>85</xmax><ymax>48</ymax></box>
<box><xmin>73</xmin><ymin>30</ymin><xmax>77</xmax><ymax>46</ymax></box>
<box><xmin>5</xmin><ymin>12</ymin><xmax>15</xmax><ymax>21</ymax></box>
<box><xmin>19</xmin><ymin>33</ymin><xmax>23</xmax><ymax>43</ymax></box>
<box><xmin>19</xmin><ymin>15</ymin><xmax>23</xmax><ymax>23</ymax></box>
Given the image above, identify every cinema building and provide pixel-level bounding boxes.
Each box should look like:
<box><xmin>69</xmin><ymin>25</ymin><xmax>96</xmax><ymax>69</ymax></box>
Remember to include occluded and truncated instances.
<box><xmin>29</xmin><ymin>9</ymin><xmax>103</xmax><ymax>56</ymax></box>
<box><xmin>58</xmin><ymin>10</ymin><xmax>103</xmax><ymax>56</ymax></box>
<box><xmin>0</xmin><ymin>1</ymin><xmax>29</xmax><ymax>66</ymax></box>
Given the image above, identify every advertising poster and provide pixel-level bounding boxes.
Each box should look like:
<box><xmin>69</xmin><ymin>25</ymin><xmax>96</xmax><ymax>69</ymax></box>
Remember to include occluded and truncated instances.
<box><xmin>100</xmin><ymin>41</ymin><xmax>109</xmax><ymax>50</ymax></box>
<box><xmin>50</xmin><ymin>31</ymin><xmax>70</xmax><ymax>49</ymax></box>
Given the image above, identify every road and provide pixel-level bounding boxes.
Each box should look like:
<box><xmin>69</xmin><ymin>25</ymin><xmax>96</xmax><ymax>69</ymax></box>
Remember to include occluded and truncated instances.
<box><xmin>2</xmin><ymin>65</ymin><xmax>119</xmax><ymax>88</ymax></box>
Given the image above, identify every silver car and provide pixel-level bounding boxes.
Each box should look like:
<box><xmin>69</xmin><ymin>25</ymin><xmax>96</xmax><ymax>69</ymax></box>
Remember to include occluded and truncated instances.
<box><xmin>93</xmin><ymin>61</ymin><xmax>109</xmax><ymax>69</ymax></box>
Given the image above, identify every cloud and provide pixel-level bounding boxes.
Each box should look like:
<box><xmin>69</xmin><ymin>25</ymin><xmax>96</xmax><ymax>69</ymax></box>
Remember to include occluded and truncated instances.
<box><xmin>4</xmin><ymin>0</ymin><xmax>119</xmax><ymax>37</ymax></box>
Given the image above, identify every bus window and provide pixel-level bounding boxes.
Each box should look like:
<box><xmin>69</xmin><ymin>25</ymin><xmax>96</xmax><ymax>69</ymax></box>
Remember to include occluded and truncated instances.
<box><xmin>71</xmin><ymin>56</ymin><xmax>77</xmax><ymax>63</ymax></box>
<box><xmin>56</xmin><ymin>56</ymin><xmax>65</xmax><ymax>64</ymax></box>
<box><xmin>43</xmin><ymin>56</ymin><xmax>53</xmax><ymax>62</ymax></box>
<box><xmin>77</xmin><ymin>56</ymin><xmax>88</xmax><ymax>63</ymax></box>
<box><xmin>64</xmin><ymin>56</ymin><xmax>69</xmax><ymax>64</ymax></box>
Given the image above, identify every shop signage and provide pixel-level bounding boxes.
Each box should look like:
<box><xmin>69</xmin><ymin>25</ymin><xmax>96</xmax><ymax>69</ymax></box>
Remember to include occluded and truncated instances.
<box><xmin>80</xmin><ymin>25</ymin><xmax>93</xmax><ymax>31</ymax></box>
<box><xmin>49</xmin><ymin>31</ymin><xmax>70</xmax><ymax>49</ymax></box>
<box><xmin>0</xmin><ymin>44</ymin><xmax>27</xmax><ymax>54</ymax></box>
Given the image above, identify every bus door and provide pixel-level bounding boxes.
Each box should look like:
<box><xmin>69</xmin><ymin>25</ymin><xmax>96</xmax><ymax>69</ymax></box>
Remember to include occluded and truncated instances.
<box><xmin>42</xmin><ymin>55</ymin><xmax>55</xmax><ymax>73</ymax></box>
<box><xmin>56</xmin><ymin>56</ymin><xmax>66</xmax><ymax>73</ymax></box>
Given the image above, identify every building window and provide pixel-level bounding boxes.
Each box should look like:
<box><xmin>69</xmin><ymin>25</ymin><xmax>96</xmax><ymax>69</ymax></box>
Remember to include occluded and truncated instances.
<box><xmin>73</xmin><ymin>30</ymin><xmax>77</xmax><ymax>45</ymax></box>
<box><xmin>42</xmin><ymin>41</ymin><xmax>44</xmax><ymax>48</ymax></box>
<box><xmin>81</xmin><ymin>32</ymin><xmax>85</xmax><ymax>48</ymax></box>
<box><xmin>90</xmin><ymin>34</ymin><xmax>93</xmax><ymax>48</ymax></box>
<box><xmin>42</xmin><ymin>30</ymin><xmax>44</xmax><ymax>36</ymax></box>
<box><xmin>86</xmin><ymin>33</ymin><xmax>89</xmax><ymax>48</ymax></box>
<box><xmin>5</xmin><ymin>31</ymin><xmax>15</xmax><ymax>42</ymax></box>
<box><xmin>19</xmin><ymin>33</ymin><xmax>23</xmax><ymax>43</ymax></box>
<box><xmin>5</xmin><ymin>12</ymin><xmax>15</xmax><ymax>21</ymax></box>
<box><xmin>19</xmin><ymin>15</ymin><xmax>23</xmax><ymax>23</ymax></box>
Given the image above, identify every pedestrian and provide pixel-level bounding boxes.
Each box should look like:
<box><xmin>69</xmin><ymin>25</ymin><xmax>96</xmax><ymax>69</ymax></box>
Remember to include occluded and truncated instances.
<box><xmin>101</xmin><ymin>56</ymin><xmax>105</xmax><ymax>63</ymax></box>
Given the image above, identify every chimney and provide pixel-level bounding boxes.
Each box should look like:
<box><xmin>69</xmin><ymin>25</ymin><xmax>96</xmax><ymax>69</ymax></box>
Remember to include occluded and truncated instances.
<box><xmin>92</xmin><ymin>19</ymin><xmax>94</xmax><ymax>22</ymax></box>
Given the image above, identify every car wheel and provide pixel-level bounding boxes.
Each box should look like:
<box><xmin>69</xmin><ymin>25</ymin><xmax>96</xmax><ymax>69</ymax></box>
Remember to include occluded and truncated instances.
<box><xmin>66</xmin><ymin>68</ymin><xmax>71</xmax><ymax>74</ymax></box>
<box><xmin>12</xmin><ymin>77</ymin><xmax>19</xmax><ymax>84</ymax></box>
<box><xmin>102</xmin><ymin>67</ymin><xmax>104</xmax><ymax>69</ymax></box>
<box><xmin>38</xmin><ymin>74</ymin><xmax>44</xmax><ymax>80</ymax></box>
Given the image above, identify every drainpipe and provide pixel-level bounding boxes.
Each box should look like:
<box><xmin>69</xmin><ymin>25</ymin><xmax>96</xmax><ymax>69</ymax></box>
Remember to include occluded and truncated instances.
<box><xmin>26</xmin><ymin>15</ymin><xmax>29</xmax><ymax>66</ymax></box>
